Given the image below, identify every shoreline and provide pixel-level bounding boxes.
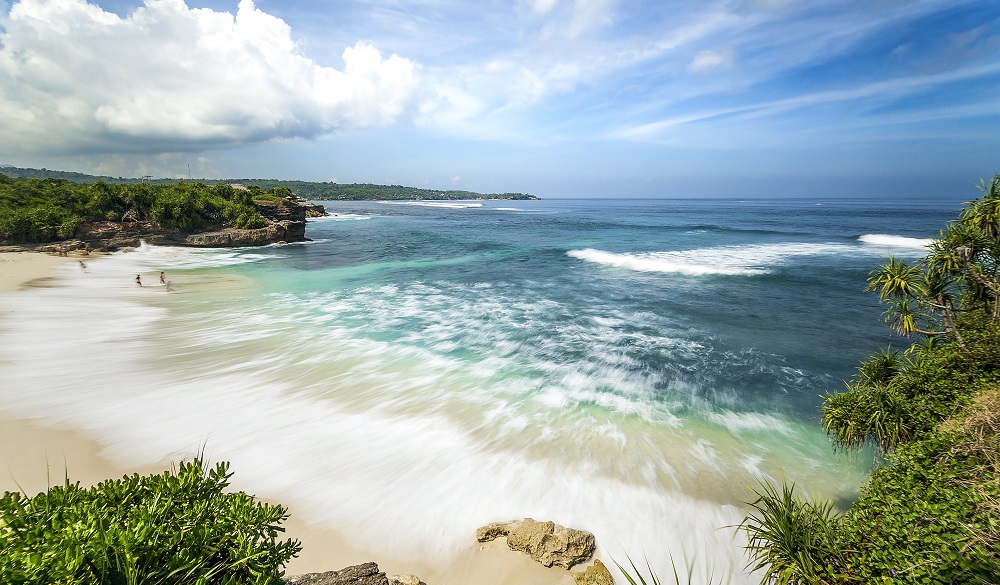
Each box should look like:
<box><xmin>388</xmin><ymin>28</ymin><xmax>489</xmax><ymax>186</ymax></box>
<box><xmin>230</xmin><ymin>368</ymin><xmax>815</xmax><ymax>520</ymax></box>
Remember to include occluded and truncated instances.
<box><xmin>0</xmin><ymin>250</ymin><xmax>575</xmax><ymax>585</ymax></box>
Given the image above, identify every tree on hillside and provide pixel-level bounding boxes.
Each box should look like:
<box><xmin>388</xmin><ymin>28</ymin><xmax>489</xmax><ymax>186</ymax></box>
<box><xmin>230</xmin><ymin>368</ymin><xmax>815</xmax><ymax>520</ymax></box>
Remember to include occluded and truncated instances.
<box><xmin>867</xmin><ymin>173</ymin><xmax>1000</xmax><ymax>346</ymax></box>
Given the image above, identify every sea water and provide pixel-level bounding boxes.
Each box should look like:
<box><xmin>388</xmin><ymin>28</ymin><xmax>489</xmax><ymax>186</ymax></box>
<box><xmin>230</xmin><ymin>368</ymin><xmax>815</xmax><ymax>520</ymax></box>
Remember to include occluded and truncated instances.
<box><xmin>0</xmin><ymin>197</ymin><xmax>962</xmax><ymax>582</ymax></box>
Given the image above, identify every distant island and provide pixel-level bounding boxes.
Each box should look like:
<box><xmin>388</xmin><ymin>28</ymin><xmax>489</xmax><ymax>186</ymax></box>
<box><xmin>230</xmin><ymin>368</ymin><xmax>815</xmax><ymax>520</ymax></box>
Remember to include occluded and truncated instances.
<box><xmin>0</xmin><ymin>166</ymin><xmax>539</xmax><ymax>201</ymax></box>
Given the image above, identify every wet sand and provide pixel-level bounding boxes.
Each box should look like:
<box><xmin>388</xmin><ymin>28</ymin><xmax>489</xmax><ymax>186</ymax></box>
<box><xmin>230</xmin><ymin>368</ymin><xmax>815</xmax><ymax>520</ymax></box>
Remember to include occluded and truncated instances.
<box><xmin>0</xmin><ymin>251</ymin><xmax>576</xmax><ymax>585</ymax></box>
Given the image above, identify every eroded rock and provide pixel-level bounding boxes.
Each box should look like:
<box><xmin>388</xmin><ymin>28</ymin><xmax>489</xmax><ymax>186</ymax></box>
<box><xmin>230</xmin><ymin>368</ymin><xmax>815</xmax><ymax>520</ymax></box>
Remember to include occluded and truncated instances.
<box><xmin>387</xmin><ymin>574</ymin><xmax>426</xmax><ymax>585</ymax></box>
<box><xmin>475</xmin><ymin>521</ymin><xmax>517</xmax><ymax>543</ymax></box>
<box><xmin>574</xmin><ymin>559</ymin><xmax>614</xmax><ymax>585</ymax></box>
<box><xmin>285</xmin><ymin>563</ymin><xmax>426</xmax><ymax>585</ymax></box>
<box><xmin>477</xmin><ymin>518</ymin><xmax>596</xmax><ymax>570</ymax></box>
<box><xmin>285</xmin><ymin>562</ymin><xmax>389</xmax><ymax>585</ymax></box>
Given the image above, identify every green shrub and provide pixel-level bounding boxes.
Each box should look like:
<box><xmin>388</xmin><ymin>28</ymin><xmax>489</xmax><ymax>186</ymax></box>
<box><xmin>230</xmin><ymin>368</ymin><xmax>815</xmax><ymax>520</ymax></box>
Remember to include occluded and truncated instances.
<box><xmin>839</xmin><ymin>431</ymin><xmax>997</xmax><ymax>583</ymax></box>
<box><xmin>741</xmin><ymin>481</ymin><xmax>843</xmax><ymax>584</ymax></box>
<box><xmin>0</xmin><ymin>458</ymin><xmax>301</xmax><ymax>585</ymax></box>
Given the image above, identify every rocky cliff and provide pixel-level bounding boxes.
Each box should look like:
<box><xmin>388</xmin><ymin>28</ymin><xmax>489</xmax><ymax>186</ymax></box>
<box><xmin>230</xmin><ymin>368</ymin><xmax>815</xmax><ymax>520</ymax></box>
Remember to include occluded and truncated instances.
<box><xmin>16</xmin><ymin>198</ymin><xmax>323</xmax><ymax>252</ymax></box>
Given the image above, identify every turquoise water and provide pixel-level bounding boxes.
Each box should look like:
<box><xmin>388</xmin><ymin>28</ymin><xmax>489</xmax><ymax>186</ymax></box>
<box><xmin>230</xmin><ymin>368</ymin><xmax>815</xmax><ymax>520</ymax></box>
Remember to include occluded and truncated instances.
<box><xmin>0</xmin><ymin>197</ymin><xmax>961</xmax><ymax>582</ymax></box>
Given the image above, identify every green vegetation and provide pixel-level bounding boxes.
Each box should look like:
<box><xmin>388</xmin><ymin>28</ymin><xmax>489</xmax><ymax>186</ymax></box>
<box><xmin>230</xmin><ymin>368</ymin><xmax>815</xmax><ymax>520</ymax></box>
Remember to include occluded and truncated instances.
<box><xmin>742</xmin><ymin>174</ymin><xmax>1000</xmax><ymax>583</ymax></box>
<box><xmin>616</xmin><ymin>553</ymin><xmax>732</xmax><ymax>584</ymax></box>
<box><xmin>0</xmin><ymin>174</ymin><xmax>301</xmax><ymax>243</ymax></box>
<box><xmin>0</xmin><ymin>166</ymin><xmax>538</xmax><ymax>201</ymax></box>
<box><xmin>0</xmin><ymin>458</ymin><xmax>301</xmax><ymax>585</ymax></box>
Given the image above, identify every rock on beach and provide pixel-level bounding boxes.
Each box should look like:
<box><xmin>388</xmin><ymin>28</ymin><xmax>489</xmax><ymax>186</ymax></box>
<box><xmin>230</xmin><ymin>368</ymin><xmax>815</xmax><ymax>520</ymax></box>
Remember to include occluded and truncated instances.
<box><xmin>476</xmin><ymin>518</ymin><xmax>596</xmax><ymax>570</ymax></box>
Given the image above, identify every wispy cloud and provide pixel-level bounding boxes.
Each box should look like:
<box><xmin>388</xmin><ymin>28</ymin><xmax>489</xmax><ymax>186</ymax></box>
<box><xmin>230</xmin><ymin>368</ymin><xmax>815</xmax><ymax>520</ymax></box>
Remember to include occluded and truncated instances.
<box><xmin>611</xmin><ymin>61</ymin><xmax>1000</xmax><ymax>141</ymax></box>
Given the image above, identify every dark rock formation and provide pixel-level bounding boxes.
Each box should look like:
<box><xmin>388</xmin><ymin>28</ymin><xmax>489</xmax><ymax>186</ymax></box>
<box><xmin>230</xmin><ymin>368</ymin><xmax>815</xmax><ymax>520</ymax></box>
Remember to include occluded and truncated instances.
<box><xmin>255</xmin><ymin>198</ymin><xmax>307</xmax><ymax>223</ymax></box>
<box><xmin>476</xmin><ymin>518</ymin><xmax>596</xmax><ymax>570</ymax></box>
<box><xmin>183</xmin><ymin>221</ymin><xmax>303</xmax><ymax>248</ymax></box>
<box><xmin>301</xmin><ymin>201</ymin><xmax>327</xmax><ymax>217</ymax></box>
<box><xmin>284</xmin><ymin>563</ymin><xmax>425</xmax><ymax>585</ymax></box>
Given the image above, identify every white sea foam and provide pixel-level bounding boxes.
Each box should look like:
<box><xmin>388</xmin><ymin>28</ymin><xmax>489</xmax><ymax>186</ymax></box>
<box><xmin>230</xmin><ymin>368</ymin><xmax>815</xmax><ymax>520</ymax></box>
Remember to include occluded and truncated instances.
<box><xmin>0</xmin><ymin>256</ymin><xmax>865</xmax><ymax>583</ymax></box>
<box><xmin>706</xmin><ymin>410</ymin><xmax>794</xmax><ymax>435</ymax></box>
<box><xmin>858</xmin><ymin>233</ymin><xmax>932</xmax><ymax>249</ymax></box>
<box><xmin>308</xmin><ymin>213</ymin><xmax>372</xmax><ymax>221</ymax></box>
<box><xmin>567</xmin><ymin>242</ymin><xmax>853</xmax><ymax>276</ymax></box>
<box><xmin>493</xmin><ymin>207</ymin><xmax>523</xmax><ymax>211</ymax></box>
<box><xmin>380</xmin><ymin>201</ymin><xmax>484</xmax><ymax>209</ymax></box>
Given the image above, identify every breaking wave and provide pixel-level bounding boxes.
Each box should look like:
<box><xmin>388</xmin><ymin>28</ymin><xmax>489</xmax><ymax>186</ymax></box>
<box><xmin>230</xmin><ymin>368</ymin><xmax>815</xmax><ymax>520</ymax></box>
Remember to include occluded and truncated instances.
<box><xmin>567</xmin><ymin>242</ymin><xmax>853</xmax><ymax>276</ymax></box>
<box><xmin>858</xmin><ymin>234</ymin><xmax>932</xmax><ymax>249</ymax></box>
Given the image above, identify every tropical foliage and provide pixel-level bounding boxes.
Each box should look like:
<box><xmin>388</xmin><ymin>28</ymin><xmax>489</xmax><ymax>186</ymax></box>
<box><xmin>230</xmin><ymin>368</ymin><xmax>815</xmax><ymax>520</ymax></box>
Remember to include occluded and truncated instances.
<box><xmin>743</xmin><ymin>173</ymin><xmax>1000</xmax><ymax>584</ymax></box>
<box><xmin>0</xmin><ymin>174</ymin><xmax>293</xmax><ymax>243</ymax></box>
<box><xmin>0</xmin><ymin>458</ymin><xmax>301</xmax><ymax>585</ymax></box>
<box><xmin>0</xmin><ymin>166</ymin><xmax>538</xmax><ymax>201</ymax></box>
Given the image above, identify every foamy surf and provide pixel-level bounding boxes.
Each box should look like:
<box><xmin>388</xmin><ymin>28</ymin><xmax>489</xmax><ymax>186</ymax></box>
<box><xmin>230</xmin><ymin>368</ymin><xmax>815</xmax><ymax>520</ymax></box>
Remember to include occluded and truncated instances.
<box><xmin>567</xmin><ymin>242</ymin><xmax>855</xmax><ymax>276</ymax></box>
<box><xmin>0</xmin><ymin>244</ymin><xmax>867</xmax><ymax>584</ymax></box>
<box><xmin>308</xmin><ymin>213</ymin><xmax>373</xmax><ymax>222</ymax></box>
<box><xmin>380</xmin><ymin>201</ymin><xmax>484</xmax><ymax>209</ymax></box>
<box><xmin>858</xmin><ymin>234</ymin><xmax>932</xmax><ymax>249</ymax></box>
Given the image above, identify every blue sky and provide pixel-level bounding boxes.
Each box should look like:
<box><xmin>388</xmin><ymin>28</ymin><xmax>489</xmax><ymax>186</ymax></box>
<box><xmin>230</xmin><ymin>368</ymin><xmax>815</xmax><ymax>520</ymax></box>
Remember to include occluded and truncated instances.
<box><xmin>1</xmin><ymin>0</ymin><xmax>998</xmax><ymax>197</ymax></box>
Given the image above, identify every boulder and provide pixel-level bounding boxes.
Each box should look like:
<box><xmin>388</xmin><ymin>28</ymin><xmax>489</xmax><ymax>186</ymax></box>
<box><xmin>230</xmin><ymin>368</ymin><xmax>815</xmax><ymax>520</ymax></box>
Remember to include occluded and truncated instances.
<box><xmin>477</xmin><ymin>518</ymin><xmax>595</xmax><ymax>570</ymax></box>
<box><xmin>574</xmin><ymin>559</ymin><xmax>614</xmax><ymax>585</ymax></box>
<box><xmin>284</xmin><ymin>563</ymin><xmax>425</xmax><ymax>585</ymax></box>
<box><xmin>285</xmin><ymin>562</ymin><xmax>388</xmax><ymax>585</ymax></box>
<box><xmin>387</xmin><ymin>574</ymin><xmax>426</xmax><ymax>585</ymax></box>
<box><xmin>475</xmin><ymin>521</ymin><xmax>516</xmax><ymax>543</ymax></box>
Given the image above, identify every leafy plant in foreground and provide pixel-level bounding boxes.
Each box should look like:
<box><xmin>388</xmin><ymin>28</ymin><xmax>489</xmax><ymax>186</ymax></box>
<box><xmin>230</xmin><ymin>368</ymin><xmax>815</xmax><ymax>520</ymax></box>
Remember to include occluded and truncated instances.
<box><xmin>615</xmin><ymin>552</ymin><xmax>731</xmax><ymax>585</ymax></box>
<box><xmin>0</xmin><ymin>457</ymin><xmax>300</xmax><ymax>585</ymax></box>
<box><xmin>741</xmin><ymin>481</ymin><xmax>843</xmax><ymax>584</ymax></box>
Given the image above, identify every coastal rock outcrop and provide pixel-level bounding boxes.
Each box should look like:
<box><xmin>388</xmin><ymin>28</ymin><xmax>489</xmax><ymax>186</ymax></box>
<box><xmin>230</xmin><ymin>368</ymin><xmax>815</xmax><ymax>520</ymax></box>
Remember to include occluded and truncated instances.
<box><xmin>183</xmin><ymin>221</ymin><xmax>303</xmax><ymax>247</ymax></box>
<box><xmin>301</xmin><ymin>201</ymin><xmax>327</xmax><ymax>217</ymax></box>
<box><xmin>285</xmin><ymin>562</ymin><xmax>425</xmax><ymax>585</ymax></box>
<box><xmin>476</xmin><ymin>518</ymin><xmax>596</xmax><ymax>570</ymax></box>
<box><xmin>26</xmin><ymin>196</ymin><xmax>316</xmax><ymax>251</ymax></box>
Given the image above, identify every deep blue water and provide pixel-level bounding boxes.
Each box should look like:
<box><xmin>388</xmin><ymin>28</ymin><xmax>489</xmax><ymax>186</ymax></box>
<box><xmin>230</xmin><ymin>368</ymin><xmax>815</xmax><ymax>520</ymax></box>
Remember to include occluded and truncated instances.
<box><xmin>258</xmin><ymin>198</ymin><xmax>959</xmax><ymax>417</ymax></box>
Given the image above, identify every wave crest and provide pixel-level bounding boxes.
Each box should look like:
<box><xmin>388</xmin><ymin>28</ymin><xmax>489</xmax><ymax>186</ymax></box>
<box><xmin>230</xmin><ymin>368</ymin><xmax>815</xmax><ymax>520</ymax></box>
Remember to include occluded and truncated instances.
<box><xmin>858</xmin><ymin>234</ymin><xmax>932</xmax><ymax>249</ymax></box>
<box><xmin>567</xmin><ymin>242</ymin><xmax>852</xmax><ymax>276</ymax></box>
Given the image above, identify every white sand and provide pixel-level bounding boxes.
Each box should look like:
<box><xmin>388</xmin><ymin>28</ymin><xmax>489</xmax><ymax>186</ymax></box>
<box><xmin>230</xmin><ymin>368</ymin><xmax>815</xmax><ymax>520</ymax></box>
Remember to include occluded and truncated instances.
<box><xmin>0</xmin><ymin>251</ymin><xmax>576</xmax><ymax>585</ymax></box>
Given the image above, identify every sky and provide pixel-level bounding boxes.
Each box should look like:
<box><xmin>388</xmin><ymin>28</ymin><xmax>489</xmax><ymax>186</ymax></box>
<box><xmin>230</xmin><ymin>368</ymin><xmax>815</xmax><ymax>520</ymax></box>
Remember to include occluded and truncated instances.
<box><xmin>0</xmin><ymin>0</ymin><xmax>998</xmax><ymax>198</ymax></box>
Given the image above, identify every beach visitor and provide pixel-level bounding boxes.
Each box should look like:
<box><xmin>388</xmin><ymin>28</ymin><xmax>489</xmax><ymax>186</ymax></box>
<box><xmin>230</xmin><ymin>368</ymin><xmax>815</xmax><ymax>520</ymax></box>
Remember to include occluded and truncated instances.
<box><xmin>135</xmin><ymin>274</ymin><xmax>142</xmax><ymax>287</ymax></box>
<box><xmin>78</xmin><ymin>260</ymin><xmax>87</xmax><ymax>272</ymax></box>
<box><xmin>160</xmin><ymin>271</ymin><xmax>166</xmax><ymax>284</ymax></box>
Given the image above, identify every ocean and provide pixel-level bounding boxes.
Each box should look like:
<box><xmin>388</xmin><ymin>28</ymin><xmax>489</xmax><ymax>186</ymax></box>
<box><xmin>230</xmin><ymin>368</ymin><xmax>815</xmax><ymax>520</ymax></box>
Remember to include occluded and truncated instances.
<box><xmin>0</xmin><ymin>196</ymin><xmax>963</xmax><ymax>582</ymax></box>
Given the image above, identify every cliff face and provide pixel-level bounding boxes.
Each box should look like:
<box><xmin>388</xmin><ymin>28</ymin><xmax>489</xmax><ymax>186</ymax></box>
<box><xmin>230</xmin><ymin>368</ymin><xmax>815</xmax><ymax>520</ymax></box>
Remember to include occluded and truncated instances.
<box><xmin>22</xmin><ymin>198</ymin><xmax>319</xmax><ymax>252</ymax></box>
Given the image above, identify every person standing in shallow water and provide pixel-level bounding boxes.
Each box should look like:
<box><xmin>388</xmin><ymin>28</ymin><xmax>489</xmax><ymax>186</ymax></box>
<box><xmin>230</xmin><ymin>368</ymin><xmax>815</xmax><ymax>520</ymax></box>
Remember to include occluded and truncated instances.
<box><xmin>135</xmin><ymin>274</ymin><xmax>142</xmax><ymax>287</ymax></box>
<box><xmin>160</xmin><ymin>272</ymin><xmax>166</xmax><ymax>285</ymax></box>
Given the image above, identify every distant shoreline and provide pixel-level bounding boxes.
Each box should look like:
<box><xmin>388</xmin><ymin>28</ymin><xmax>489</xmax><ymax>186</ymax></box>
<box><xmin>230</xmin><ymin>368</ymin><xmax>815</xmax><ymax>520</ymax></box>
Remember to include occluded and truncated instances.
<box><xmin>0</xmin><ymin>166</ymin><xmax>539</xmax><ymax>202</ymax></box>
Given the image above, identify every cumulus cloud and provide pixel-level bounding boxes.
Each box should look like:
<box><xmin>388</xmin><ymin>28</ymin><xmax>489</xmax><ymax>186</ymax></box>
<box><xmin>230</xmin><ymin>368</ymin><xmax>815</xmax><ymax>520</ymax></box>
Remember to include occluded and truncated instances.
<box><xmin>0</xmin><ymin>0</ymin><xmax>423</xmax><ymax>155</ymax></box>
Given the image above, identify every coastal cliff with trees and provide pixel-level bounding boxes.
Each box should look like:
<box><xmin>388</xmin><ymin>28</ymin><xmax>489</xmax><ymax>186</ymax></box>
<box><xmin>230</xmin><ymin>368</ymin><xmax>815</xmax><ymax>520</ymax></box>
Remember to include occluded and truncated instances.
<box><xmin>0</xmin><ymin>174</ymin><xmax>323</xmax><ymax>250</ymax></box>
<box><xmin>741</xmin><ymin>174</ymin><xmax>1000</xmax><ymax>584</ymax></box>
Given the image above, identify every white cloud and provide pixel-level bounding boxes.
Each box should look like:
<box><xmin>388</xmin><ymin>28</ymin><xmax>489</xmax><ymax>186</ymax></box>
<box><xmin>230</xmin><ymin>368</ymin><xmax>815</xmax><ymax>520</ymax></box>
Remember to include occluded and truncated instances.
<box><xmin>518</xmin><ymin>0</ymin><xmax>559</xmax><ymax>18</ymax></box>
<box><xmin>688</xmin><ymin>47</ymin><xmax>735</xmax><ymax>72</ymax></box>
<box><xmin>568</xmin><ymin>0</ymin><xmax>616</xmax><ymax>38</ymax></box>
<box><xmin>0</xmin><ymin>0</ymin><xmax>424</xmax><ymax>155</ymax></box>
<box><xmin>610</xmin><ymin>61</ymin><xmax>1000</xmax><ymax>141</ymax></box>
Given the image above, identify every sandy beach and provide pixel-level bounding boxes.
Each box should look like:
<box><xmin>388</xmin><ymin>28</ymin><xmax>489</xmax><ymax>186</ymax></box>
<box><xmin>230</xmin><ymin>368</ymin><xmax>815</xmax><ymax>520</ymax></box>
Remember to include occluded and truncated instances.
<box><xmin>0</xmin><ymin>251</ymin><xmax>575</xmax><ymax>585</ymax></box>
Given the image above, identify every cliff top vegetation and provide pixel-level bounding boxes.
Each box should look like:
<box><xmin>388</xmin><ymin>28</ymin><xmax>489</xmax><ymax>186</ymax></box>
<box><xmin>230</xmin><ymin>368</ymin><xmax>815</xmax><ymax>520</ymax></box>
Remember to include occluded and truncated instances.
<box><xmin>0</xmin><ymin>166</ymin><xmax>538</xmax><ymax>201</ymax></box>
<box><xmin>742</xmin><ymin>173</ymin><xmax>1000</xmax><ymax>584</ymax></box>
